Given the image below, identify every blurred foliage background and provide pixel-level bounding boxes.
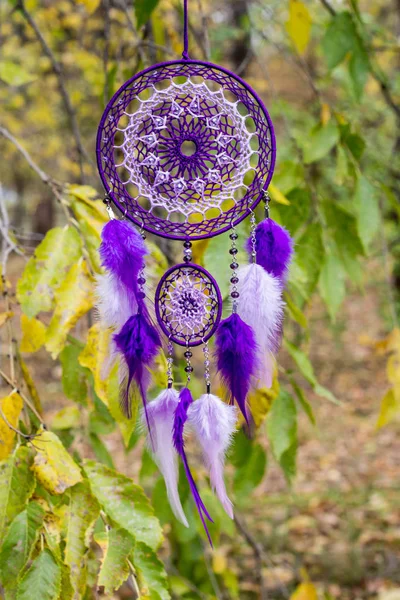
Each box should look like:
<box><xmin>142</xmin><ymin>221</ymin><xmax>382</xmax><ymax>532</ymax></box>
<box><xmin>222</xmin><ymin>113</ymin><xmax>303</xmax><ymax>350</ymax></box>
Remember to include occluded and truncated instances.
<box><xmin>0</xmin><ymin>0</ymin><xmax>399</xmax><ymax>599</ymax></box>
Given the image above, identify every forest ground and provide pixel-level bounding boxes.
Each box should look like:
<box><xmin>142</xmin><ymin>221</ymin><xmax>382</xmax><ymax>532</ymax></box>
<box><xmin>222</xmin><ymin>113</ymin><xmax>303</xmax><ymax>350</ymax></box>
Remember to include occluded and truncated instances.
<box><xmin>1</xmin><ymin>256</ymin><xmax>399</xmax><ymax>600</ymax></box>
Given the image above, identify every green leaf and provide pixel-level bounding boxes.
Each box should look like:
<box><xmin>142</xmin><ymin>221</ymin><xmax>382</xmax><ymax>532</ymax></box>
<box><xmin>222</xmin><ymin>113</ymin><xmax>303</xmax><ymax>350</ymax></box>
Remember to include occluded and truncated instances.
<box><xmin>64</xmin><ymin>481</ymin><xmax>100</xmax><ymax>598</ymax></box>
<box><xmin>135</xmin><ymin>0</ymin><xmax>160</xmax><ymax>28</ymax></box>
<box><xmin>319</xmin><ymin>253</ymin><xmax>346</xmax><ymax>321</ymax></box>
<box><xmin>16</xmin><ymin>549</ymin><xmax>61</xmax><ymax>600</ymax></box>
<box><xmin>0</xmin><ymin>502</ymin><xmax>44</xmax><ymax>594</ymax></box>
<box><xmin>267</xmin><ymin>391</ymin><xmax>297</xmax><ymax>482</ymax></box>
<box><xmin>132</xmin><ymin>541</ymin><xmax>171</xmax><ymax>600</ymax></box>
<box><xmin>98</xmin><ymin>528</ymin><xmax>134</xmax><ymax>594</ymax></box>
<box><xmin>204</xmin><ymin>228</ymin><xmax>247</xmax><ymax>299</ymax></box>
<box><xmin>60</xmin><ymin>345</ymin><xmax>88</xmax><ymax>404</ymax></box>
<box><xmin>293</xmin><ymin>223</ymin><xmax>325</xmax><ymax>299</ymax></box>
<box><xmin>233</xmin><ymin>443</ymin><xmax>267</xmax><ymax>499</ymax></box>
<box><xmin>89</xmin><ymin>433</ymin><xmax>115</xmax><ymax>468</ymax></box>
<box><xmin>322</xmin><ymin>202</ymin><xmax>364</xmax><ymax>261</ymax></box>
<box><xmin>284</xmin><ymin>292</ymin><xmax>308</xmax><ymax>329</ymax></box>
<box><xmin>273</xmin><ymin>188</ymin><xmax>311</xmax><ymax>236</ymax></box>
<box><xmin>340</xmin><ymin>125</ymin><xmax>366</xmax><ymax>161</ymax></box>
<box><xmin>51</xmin><ymin>406</ymin><xmax>81</xmax><ymax>430</ymax></box>
<box><xmin>290</xmin><ymin>380</ymin><xmax>316</xmax><ymax>426</ymax></box>
<box><xmin>354</xmin><ymin>175</ymin><xmax>380</xmax><ymax>251</ymax></box>
<box><xmin>303</xmin><ymin>121</ymin><xmax>339</xmax><ymax>164</ymax></box>
<box><xmin>83</xmin><ymin>461</ymin><xmax>163</xmax><ymax>550</ymax></box>
<box><xmin>0</xmin><ymin>60</ymin><xmax>36</xmax><ymax>86</ymax></box>
<box><xmin>284</xmin><ymin>340</ymin><xmax>340</xmax><ymax>405</ymax></box>
<box><xmin>321</xmin><ymin>11</ymin><xmax>356</xmax><ymax>69</ymax></box>
<box><xmin>0</xmin><ymin>446</ymin><xmax>35</xmax><ymax>539</ymax></box>
<box><xmin>17</xmin><ymin>227</ymin><xmax>82</xmax><ymax>318</ymax></box>
<box><xmin>349</xmin><ymin>37</ymin><xmax>369</xmax><ymax>99</ymax></box>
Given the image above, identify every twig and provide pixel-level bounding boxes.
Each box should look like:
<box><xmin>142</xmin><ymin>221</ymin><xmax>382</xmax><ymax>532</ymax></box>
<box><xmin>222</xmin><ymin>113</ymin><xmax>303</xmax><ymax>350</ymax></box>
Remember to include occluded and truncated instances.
<box><xmin>0</xmin><ymin>368</ymin><xmax>45</xmax><ymax>425</ymax></box>
<box><xmin>15</xmin><ymin>0</ymin><xmax>91</xmax><ymax>181</ymax></box>
<box><xmin>0</xmin><ymin>402</ymin><xmax>39</xmax><ymax>441</ymax></box>
<box><xmin>0</xmin><ymin>126</ymin><xmax>50</xmax><ymax>185</ymax></box>
<box><xmin>126</xmin><ymin>559</ymin><xmax>141</xmax><ymax>599</ymax></box>
<box><xmin>202</xmin><ymin>543</ymin><xmax>224</xmax><ymax>599</ymax></box>
<box><xmin>234</xmin><ymin>514</ymin><xmax>269</xmax><ymax>600</ymax></box>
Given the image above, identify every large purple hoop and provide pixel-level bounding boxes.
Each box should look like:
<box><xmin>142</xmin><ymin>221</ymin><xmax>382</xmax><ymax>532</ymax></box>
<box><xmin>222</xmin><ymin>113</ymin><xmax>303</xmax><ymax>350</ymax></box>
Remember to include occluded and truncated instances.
<box><xmin>96</xmin><ymin>59</ymin><xmax>276</xmax><ymax>241</ymax></box>
<box><xmin>155</xmin><ymin>263</ymin><xmax>222</xmax><ymax>347</ymax></box>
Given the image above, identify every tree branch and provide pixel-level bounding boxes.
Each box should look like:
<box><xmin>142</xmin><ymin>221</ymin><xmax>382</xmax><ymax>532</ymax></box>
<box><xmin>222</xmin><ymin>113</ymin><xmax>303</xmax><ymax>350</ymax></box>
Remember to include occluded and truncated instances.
<box><xmin>15</xmin><ymin>0</ymin><xmax>91</xmax><ymax>181</ymax></box>
<box><xmin>234</xmin><ymin>514</ymin><xmax>269</xmax><ymax>600</ymax></box>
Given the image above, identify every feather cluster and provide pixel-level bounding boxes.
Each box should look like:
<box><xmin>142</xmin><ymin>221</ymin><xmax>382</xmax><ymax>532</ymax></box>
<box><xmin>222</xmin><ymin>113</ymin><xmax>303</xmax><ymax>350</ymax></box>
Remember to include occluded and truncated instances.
<box><xmin>246</xmin><ymin>218</ymin><xmax>293</xmax><ymax>281</ymax></box>
<box><xmin>143</xmin><ymin>389</ymin><xmax>188</xmax><ymax>527</ymax></box>
<box><xmin>173</xmin><ymin>387</ymin><xmax>213</xmax><ymax>545</ymax></box>
<box><xmin>215</xmin><ymin>313</ymin><xmax>258</xmax><ymax>424</ymax></box>
<box><xmin>188</xmin><ymin>394</ymin><xmax>237</xmax><ymax>519</ymax></box>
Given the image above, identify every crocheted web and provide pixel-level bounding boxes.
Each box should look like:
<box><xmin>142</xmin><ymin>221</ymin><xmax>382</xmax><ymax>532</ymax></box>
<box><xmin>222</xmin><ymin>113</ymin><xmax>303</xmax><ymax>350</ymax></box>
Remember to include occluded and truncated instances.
<box><xmin>97</xmin><ymin>61</ymin><xmax>275</xmax><ymax>240</ymax></box>
<box><xmin>155</xmin><ymin>264</ymin><xmax>221</xmax><ymax>347</ymax></box>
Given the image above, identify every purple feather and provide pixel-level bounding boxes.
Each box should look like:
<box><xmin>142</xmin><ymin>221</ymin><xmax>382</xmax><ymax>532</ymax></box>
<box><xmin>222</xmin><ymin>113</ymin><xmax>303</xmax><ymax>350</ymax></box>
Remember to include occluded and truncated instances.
<box><xmin>113</xmin><ymin>313</ymin><xmax>161</xmax><ymax>419</ymax></box>
<box><xmin>246</xmin><ymin>219</ymin><xmax>293</xmax><ymax>281</ymax></box>
<box><xmin>215</xmin><ymin>313</ymin><xmax>258</xmax><ymax>424</ymax></box>
<box><xmin>100</xmin><ymin>220</ymin><xmax>147</xmax><ymax>294</ymax></box>
<box><xmin>173</xmin><ymin>387</ymin><xmax>213</xmax><ymax>545</ymax></box>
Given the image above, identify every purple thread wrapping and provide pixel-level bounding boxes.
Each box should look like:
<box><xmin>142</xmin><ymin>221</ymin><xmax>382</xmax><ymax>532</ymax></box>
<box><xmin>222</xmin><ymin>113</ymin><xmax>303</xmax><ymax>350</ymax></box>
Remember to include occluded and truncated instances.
<box><xmin>96</xmin><ymin>60</ymin><xmax>276</xmax><ymax>241</ymax></box>
<box><xmin>155</xmin><ymin>263</ymin><xmax>222</xmax><ymax>347</ymax></box>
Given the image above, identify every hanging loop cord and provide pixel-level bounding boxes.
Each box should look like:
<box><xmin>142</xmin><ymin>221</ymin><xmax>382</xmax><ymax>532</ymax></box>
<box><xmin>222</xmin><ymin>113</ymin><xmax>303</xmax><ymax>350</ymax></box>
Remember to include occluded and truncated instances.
<box><xmin>182</xmin><ymin>0</ymin><xmax>190</xmax><ymax>60</ymax></box>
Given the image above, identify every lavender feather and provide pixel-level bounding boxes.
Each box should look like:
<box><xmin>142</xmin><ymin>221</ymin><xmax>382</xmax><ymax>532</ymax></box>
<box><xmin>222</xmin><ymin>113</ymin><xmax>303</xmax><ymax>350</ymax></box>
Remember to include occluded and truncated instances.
<box><xmin>113</xmin><ymin>313</ymin><xmax>161</xmax><ymax>419</ymax></box>
<box><xmin>188</xmin><ymin>394</ymin><xmax>237</xmax><ymax>518</ymax></box>
<box><xmin>100</xmin><ymin>219</ymin><xmax>147</xmax><ymax>293</ymax></box>
<box><xmin>215</xmin><ymin>313</ymin><xmax>258</xmax><ymax>424</ymax></box>
<box><xmin>143</xmin><ymin>389</ymin><xmax>188</xmax><ymax>527</ymax></box>
<box><xmin>246</xmin><ymin>219</ymin><xmax>293</xmax><ymax>281</ymax></box>
<box><xmin>173</xmin><ymin>387</ymin><xmax>213</xmax><ymax>545</ymax></box>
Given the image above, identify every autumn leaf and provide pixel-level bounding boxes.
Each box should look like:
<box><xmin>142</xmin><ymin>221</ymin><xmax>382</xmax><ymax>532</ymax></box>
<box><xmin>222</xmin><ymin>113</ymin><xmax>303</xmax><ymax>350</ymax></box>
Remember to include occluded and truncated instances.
<box><xmin>32</xmin><ymin>428</ymin><xmax>82</xmax><ymax>494</ymax></box>
<box><xmin>286</xmin><ymin>0</ymin><xmax>312</xmax><ymax>55</ymax></box>
<box><xmin>0</xmin><ymin>391</ymin><xmax>23</xmax><ymax>460</ymax></box>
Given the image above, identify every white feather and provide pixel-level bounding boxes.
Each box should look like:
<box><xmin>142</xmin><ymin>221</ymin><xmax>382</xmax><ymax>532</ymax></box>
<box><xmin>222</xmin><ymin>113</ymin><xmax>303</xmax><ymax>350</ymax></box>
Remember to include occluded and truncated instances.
<box><xmin>236</xmin><ymin>263</ymin><xmax>284</xmax><ymax>389</ymax></box>
<box><xmin>94</xmin><ymin>272</ymin><xmax>137</xmax><ymax>331</ymax></box>
<box><xmin>143</xmin><ymin>389</ymin><xmax>189</xmax><ymax>528</ymax></box>
<box><xmin>188</xmin><ymin>394</ymin><xmax>237</xmax><ymax>519</ymax></box>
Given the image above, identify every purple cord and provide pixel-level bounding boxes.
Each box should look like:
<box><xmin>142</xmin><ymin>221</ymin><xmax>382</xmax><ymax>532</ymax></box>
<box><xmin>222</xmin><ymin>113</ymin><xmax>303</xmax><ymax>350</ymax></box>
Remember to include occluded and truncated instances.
<box><xmin>182</xmin><ymin>0</ymin><xmax>189</xmax><ymax>60</ymax></box>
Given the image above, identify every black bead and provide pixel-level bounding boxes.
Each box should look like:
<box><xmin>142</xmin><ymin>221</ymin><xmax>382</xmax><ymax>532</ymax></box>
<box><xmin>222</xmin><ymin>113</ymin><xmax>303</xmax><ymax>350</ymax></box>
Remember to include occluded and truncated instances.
<box><xmin>138</xmin><ymin>291</ymin><xmax>146</xmax><ymax>299</ymax></box>
<box><xmin>229</xmin><ymin>248</ymin><xmax>238</xmax><ymax>255</ymax></box>
<box><xmin>230</xmin><ymin>262</ymin><xmax>239</xmax><ymax>270</ymax></box>
<box><xmin>185</xmin><ymin>366</ymin><xmax>194</xmax><ymax>373</ymax></box>
<box><xmin>137</xmin><ymin>277</ymin><xmax>146</xmax><ymax>285</ymax></box>
<box><xmin>230</xmin><ymin>276</ymin><xmax>239</xmax><ymax>284</ymax></box>
<box><xmin>184</xmin><ymin>350</ymin><xmax>193</xmax><ymax>358</ymax></box>
<box><xmin>229</xmin><ymin>232</ymin><xmax>238</xmax><ymax>240</ymax></box>
<box><xmin>231</xmin><ymin>291</ymin><xmax>239</xmax><ymax>299</ymax></box>
<box><xmin>183</xmin><ymin>241</ymin><xmax>192</xmax><ymax>248</ymax></box>
<box><xmin>141</xmin><ymin>233</ymin><xmax>146</xmax><ymax>240</ymax></box>
<box><xmin>183</xmin><ymin>255</ymin><xmax>192</xmax><ymax>263</ymax></box>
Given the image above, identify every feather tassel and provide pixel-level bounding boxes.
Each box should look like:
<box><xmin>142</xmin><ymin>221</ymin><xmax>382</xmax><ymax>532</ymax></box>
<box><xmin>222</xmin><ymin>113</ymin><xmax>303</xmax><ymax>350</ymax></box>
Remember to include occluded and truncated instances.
<box><xmin>246</xmin><ymin>218</ymin><xmax>293</xmax><ymax>282</ymax></box>
<box><xmin>143</xmin><ymin>389</ymin><xmax>188</xmax><ymax>527</ymax></box>
<box><xmin>188</xmin><ymin>394</ymin><xmax>237</xmax><ymax>518</ymax></box>
<box><xmin>215</xmin><ymin>313</ymin><xmax>258</xmax><ymax>424</ymax></box>
<box><xmin>173</xmin><ymin>387</ymin><xmax>213</xmax><ymax>545</ymax></box>
<box><xmin>113</xmin><ymin>313</ymin><xmax>161</xmax><ymax>419</ymax></box>
<box><xmin>99</xmin><ymin>219</ymin><xmax>147</xmax><ymax>294</ymax></box>
<box><xmin>236</xmin><ymin>263</ymin><xmax>284</xmax><ymax>389</ymax></box>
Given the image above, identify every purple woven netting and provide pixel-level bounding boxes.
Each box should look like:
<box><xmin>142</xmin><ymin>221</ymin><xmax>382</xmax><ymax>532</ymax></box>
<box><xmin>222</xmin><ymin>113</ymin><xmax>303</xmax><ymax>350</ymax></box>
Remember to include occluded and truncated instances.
<box><xmin>155</xmin><ymin>264</ymin><xmax>222</xmax><ymax>347</ymax></box>
<box><xmin>97</xmin><ymin>60</ymin><xmax>276</xmax><ymax>240</ymax></box>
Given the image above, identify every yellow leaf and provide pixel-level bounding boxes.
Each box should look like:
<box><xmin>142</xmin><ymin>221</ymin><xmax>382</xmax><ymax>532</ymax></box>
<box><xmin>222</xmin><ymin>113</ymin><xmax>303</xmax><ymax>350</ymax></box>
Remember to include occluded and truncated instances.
<box><xmin>106</xmin><ymin>363</ymin><xmax>137</xmax><ymax>447</ymax></box>
<box><xmin>76</xmin><ymin>0</ymin><xmax>101</xmax><ymax>14</ymax></box>
<box><xmin>191</xmin><ymin>239</ymin><xmax>210</xmax><ymax>265</ymax></box>
<box><xmin>0</xmin><ymin>312</ymin><xmax>13</xmax><ymax>327</ymax></box>
<box><xmin>247</xmin><ymin>374</ymin><xmax>280</xmax><ymax>429</ymax></box>
<box><xmin>268</xmin><ymin>182</ymin><xmax>291</xmax><ymax>205</ymax></box>
<box><xmin>0</xmin><ymin>392</ymin><xmax>23</xmax><ymax>460</ymax></box>
<box><xmin>32</xmin><ymin>428</ymin><xmax>82</xmax><ymax>494</ymax></box>
<box><xmin>45</xmin><ymin>258</ymin><xmax>94</xmax><ymax>358</ymax></box>
<box><xmin>20</xmin><ymin>315</ymin><xmax>47</xmax><ymax>353</ymax></box>
<box><xmin>78</xmin><ymin>324</ymin><xmax>111</xmax><ymax>406</ymax></box>
<box><xmin>19</xmin><ymin>357</ymin><xmax>43</xmax><ymax>416</ymax></box>
<box><xmin>290</xmin><ymin>582</ymin><xmax>318</xmax><ymax>600</ymax></box>
<box><xmin>376</xmin><ymin>389</ymin><xmax>400</xmax><ymax>429</ymax></box>
<box><xmin>212</xmin><ymin>549</ymin><xmax>227</xmax><ymax>575</ymax></box>
<box><xmin>148</xmin><ymin>350</ymin><xmax>168</xmax><ymax>390</ymax></box>
<box><xmin>51</xmin><ymin>406</ymin><xmax>81</xmax><ymax>430</ymax></box>
<box><xmin>286</xmin><ymin>0</ymin><xmax>312</xmax><ymax>55</ymax></box>
<box><xmin>320</xmin><ymin>103</ymin><xmax>331</xmax><ymax>126</ymax></box>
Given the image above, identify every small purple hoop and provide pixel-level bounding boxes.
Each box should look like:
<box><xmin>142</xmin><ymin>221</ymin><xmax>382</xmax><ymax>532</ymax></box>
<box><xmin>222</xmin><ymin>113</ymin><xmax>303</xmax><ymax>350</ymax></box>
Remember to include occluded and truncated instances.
<box><xmin>97</xmin><ymin>59</ymin><xmax>276</xmax><ymax>241</ymax></box>
<box><xmin>155</xmin><ymin>262</ymin><xmax>222</xmax><ymax>347</ymax></box>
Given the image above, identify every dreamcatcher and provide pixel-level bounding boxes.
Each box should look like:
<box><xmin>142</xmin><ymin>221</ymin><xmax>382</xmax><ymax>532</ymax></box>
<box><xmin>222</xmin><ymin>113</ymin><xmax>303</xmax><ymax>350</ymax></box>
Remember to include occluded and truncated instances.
<box><xmin>95</xmin><ymin>0</ymin><xmax>293</xmax><ymax>544</ymax></box>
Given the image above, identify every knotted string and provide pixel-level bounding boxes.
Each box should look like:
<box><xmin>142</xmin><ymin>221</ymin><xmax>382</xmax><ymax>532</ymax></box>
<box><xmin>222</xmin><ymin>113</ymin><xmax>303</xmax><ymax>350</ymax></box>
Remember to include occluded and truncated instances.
<box><xmin>182</xmin><ymin>0</ymin><xmax>189</xmax><ymax>60</ymax></box>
